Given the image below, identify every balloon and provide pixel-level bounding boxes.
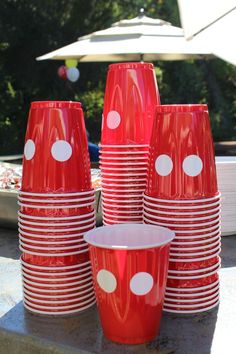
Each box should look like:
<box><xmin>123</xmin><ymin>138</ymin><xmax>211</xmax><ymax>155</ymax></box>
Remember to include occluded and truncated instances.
<box><xmin>57</xmin><ymin>65</ymin><xmax>67</xmax><ymax>80</ymax></box>
<box><xmin>65</xmin><ymin>59</ymin><xmax>78</xmax><ymax>68</ymax></box>
<box><xmin>66</xmin><ymin>67</ymin><xmax>80</xmax><ymax>82</ymax></box>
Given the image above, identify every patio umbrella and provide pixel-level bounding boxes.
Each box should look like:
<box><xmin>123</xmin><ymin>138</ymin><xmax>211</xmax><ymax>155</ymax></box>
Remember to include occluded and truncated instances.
<box><xmin>36</xmin><ymin>11</ymin><xmax>212</xmax><ymax>62</ymax></box>
<box><xmin>178</xmin><ymin>0</ymin><xmax>236</xmax><ymax>66</ymax></box>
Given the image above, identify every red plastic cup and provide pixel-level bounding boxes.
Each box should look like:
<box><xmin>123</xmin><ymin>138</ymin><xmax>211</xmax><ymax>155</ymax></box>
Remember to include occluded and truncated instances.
<box><xmin>22</xmin><ymin>101</ymin><xmax>91</xmax><ymax>193</ymax></box>
<box><xmin>101</xmin><ymin>62</ymin><xmax>160</xmax><ymax>145</ymax></box>
<box><xmin>146</xmin><ymin>104</ymin><xmax>218</xmax><ymax>199</ymax></box>
<box><xmin>84</xmin><ymin>223</ymin><xmax>174</xmax><ymax>344</ymax></box>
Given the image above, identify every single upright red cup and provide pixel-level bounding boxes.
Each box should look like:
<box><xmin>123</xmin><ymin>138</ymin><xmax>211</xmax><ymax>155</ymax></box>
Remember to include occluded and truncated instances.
<box><xmin>84</xmin><ymin>224</ymin><xmax>174</xmax><ymax>344</ymax></box>
<box><xmin>21</xmin><ymin>101</ymin><xmax>91</xmax><ymax>193</ymax></box>
<box><xmin>146</xmin><ymin>105</ymin><xmax>218</xmax><ymax>199</ymax></box>
<box><xmin>101</xmin><ymin>63</ymin><xmax>160</xmax><ymax>145</ymax></box>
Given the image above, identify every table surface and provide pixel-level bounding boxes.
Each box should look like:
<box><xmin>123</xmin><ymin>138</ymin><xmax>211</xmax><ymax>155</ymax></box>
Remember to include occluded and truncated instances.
<box><xmin>0</xmin><ymin>228</ymin><xmax>236</xmax><ymax>354</ymax></box>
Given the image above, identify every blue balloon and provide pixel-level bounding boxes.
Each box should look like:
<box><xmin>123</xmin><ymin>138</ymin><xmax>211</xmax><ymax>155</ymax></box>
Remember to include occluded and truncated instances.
<box><xmin>66</xmin><ymin>67</ymin><xmax>80</xmax><ymax>82</ymax></box>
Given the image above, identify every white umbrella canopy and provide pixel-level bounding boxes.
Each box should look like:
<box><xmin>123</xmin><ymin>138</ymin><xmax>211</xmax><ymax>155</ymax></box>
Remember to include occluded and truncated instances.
<box><xmin>178</xmin><ymin>0</ymin><xmax>236</xmax><ymax>66</ymax></box>
<box><xmin>36</xmin><ymin>12</ymin><xmax>213</xmax><ymax>62</ymax></box>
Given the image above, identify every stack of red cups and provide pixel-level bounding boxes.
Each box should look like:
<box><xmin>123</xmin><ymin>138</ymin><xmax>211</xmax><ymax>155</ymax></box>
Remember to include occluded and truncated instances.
<box><xmin>144</xmin><ymin>104</ymin><xmax>221</xmax><ymax>314</ymax></box>
<box><xmin>18</xmin><ymin>101</ymin><xmax>96</xmax><ymax>315</ymax></box>
<box><xmin>100</xmin><ymin>62</ymin><xmax>160</xmax><ymax>225</ymax></box>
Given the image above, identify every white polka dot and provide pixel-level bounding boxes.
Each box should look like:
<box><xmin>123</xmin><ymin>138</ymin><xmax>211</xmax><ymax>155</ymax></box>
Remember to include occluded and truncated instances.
<box><xmin>107</xmin><ymin>111</ymin><xmax>121</xmax><ymax>129</ymax></box>
<box><xmin>130</xmin><ymin>272</ymin><xmax>154</xmax><ymax>296</ymax></box>
<box><xmin>24</xmin><ymin>139</ymin><xmax>35</xmax><ymax>160</ymax></box>
<box><xmin>97</xmin><ymin>269</ymin><xmax>117</xmax><ymax>293</ymax></box>
<box><xmin>51</xmin><ymin>140</ymin><xmax>72</xmax><ymax>162</ymax></box>
<box><xmin>183</xmin><ymin>155</ymin><xmax>203</xmax><ymax>177</ymax></box>
<box><xmin>155</xmin><ymin>154</ymin><xmax>173</xmax><ymax>176</ymax></box>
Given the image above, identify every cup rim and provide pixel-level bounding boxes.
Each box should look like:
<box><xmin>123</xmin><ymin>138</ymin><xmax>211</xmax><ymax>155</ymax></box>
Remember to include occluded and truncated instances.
<box><xmin>170</xmin><ymin>238</ymin><xmax>220</xmax><ymax>252</ymax></box>
<box><xmin>163</xmin><ymin>300</ymin><xmax>219</xmax><ymax>314</ymax></box>
<box><xmin>102</xmin><ymin>187</ymin><xmax>145</xmax><ymax>193</ymax></box>
<box><xmin>84</xmin><ymin>223</ymin><xmax>175</xmax><ymax>250</ymax></box>
<box><xmin>108</xmin><ymin>62</ymin><xmax>154</xmax><ymax>70</ymax></box>
<box><xmin>143</xmin><ymin>215</ymin><xmax>221</xmax><ymax>227</ymax></box>
<box><xmin>164</xmin><ymin>295</ymin><xmax>219</xmax><ymax>309</ymax></box>
<box><xmin>99</xmin><ymin>150</ymin><xmax>149</xmax><ymax>155</ymax></box>
<box><xmin>23</xmin><ymin>290</ymin><xmax>94</xmax><ymax>304</ymax></box>
<box><xmin>156</xmin><ymin>104</ymin><xmax>208</xmax><ymax>113</ymax></box>
<box><xmin>100</xmin><ymin>166</ymin><xmax>147</xmax><ymax>171</ymax></box>
<box><xmin>23</xmin><ymin>295</ymin><xmax>96</xmax><ymax>310</ymax></box>
<box><xmin>169</xmin><ymin>245</ymin><xmax>221</xmax><ymax>258</ymax></box>
<box><xmin>18</xmin><ymin>220</ymin><xmax>96</xmax><ymax>233</ymax></box>
<box><xmin>164</xmin><ymin>291</ymin><xmax>219</xmax><ymax>304</ymax></box>
<box><xmin>20</xmin><ymin>245</ymin><xmax>89</xmax><ymax>256</ymax></box>
<box><xmin>19</xmin><ymin>189</ymin><xmax>95</xmax><ymax>197</ymax></box>
<box><xmin>143</xmin><ymin>204</ymin><xmax>221</xmax><ymax>216</ymax></box>
<box><xmin>171</xmin><ymin>233</ymin><xmax>221</xmax><ymax>245</ymax></box>
<box><xmin>20</xmin><ymin>257</ymin><xmax>91</xmax><ymax>270</ymax></box>
<box><xmin>22</xmin><ymin>269</ymin><xmax>92</xmax><ymax>282</ymax></box>
<box><xmin>23</xmin><ymin>285</ymin><xmax>94</xmax><ymax>298</ymax></box>
<box><xmin>19</xmin><ymin>235</ymin><xmax>86</xmax><ymax>245</ymax></box>
<box><xmin>102</xmin><ymin>195</ymin><xmax>142</xmax><ymax>202</ymax></box>
<box><xmin>100</xmin><ymin>161</ymin><xmax>148</xmax><ymax>166</ymax></box>
<box><xmin>30</xmin><ymin>101</ymin><xmax>82</xmax><ymax>109</ymax></box>
<box><xmin>102</xmin><ymin>182</ymin><xmax>147</xmax><ymax>188</ymax></box>
<box><xmin>102</xmin><ymin>191</ymin><xmax>143</xmax><ymax>198</ymax></box>
<box><xmin>19</xmin><ymin>228</ymin><xmax>93</xmax><ymax>239</ymax></box>
<box><xmin>166</xmin><ymin>279</ymin><xmax>219</xmax><ymax>292</ymax></box>
<box><xmin>18</xmin><ymin>210</ymin><xmax>96</xmax><ymax>221</ymax></box>
<box><xmin>169</xmin><ymin>249</ymin><xmax>221</xmax><ymax>262</ymax></box>
<box><xmin>102</xmin><ymin>177</ymin><xmax>147</xmax><ymax>182</ymax></box>
<box><xmin>102</xmin><ymin>172</ymin><xmax>147</xmax><ymax>177</ymax></box>
<box><xmin>18</xmin><ymin>200</ymin><xmax>95</xmax><ymax>209</ymax></box>
<box><xmin>23</xmin><ymin>280</ymin><xmax>93</xmax><ymax>293</ymax></box>
<box><xmin>20</xmin><ymin>240</ymin><xmax>89</xmax><ymax>251</ymax></box>
<box><xmin>21</xmin><ymin>263</ymin><xmax>91</xmax><ymax>276</ymax></box>
<box><xmin>143</xmin><ymin>199</ymin><xmax>221</xmax><ymax>210</ymax></box>
<box><xmin>102</xmin><ymin>201</ymin><xmax>143</xmax><ymax>209</ymax></box>
<box><xmin>23</xmin><ymin>299</ymin><xmax>96</xmax><ymax>315</ymax></box>
<box><xmin>173</xmin><ymin>228</ymin><xmax>221</xmax><ymax>238</ymax></box>
<box><xmin>144</xmin><ymin>193</ymin><xmax>221</xmax><ymax>204</ymax></box>
<box><xmin>102</xmin><ymin>216</ymin><xmax>143</xmax><ymax>225</ymax></box>
<box><xmin>18</xmin><ymin>215</ymin><xmax>95</xmax><ymax>227</ymax></box>
<box><xmin>168</xmin><ymin>261</ymin><xmax>220</xmax><ymax>275</ymax></box>
<box><xmin>143</xmin><ymin>210</ymin><xmax>220</xmax><ymax>222</ymax></box>
<box><xmin>165</xmin><ymin>284</ymin><xmax>219</xmax><ymax>297</ymax></box>
<box><xmin>102</xmin><ymin>208</ymin><xmax>142</xmax><ymax>216</ymax></box>
<box><xmin>18</xmin><ymin>196</ymin><xmax>95</xmax><ymax>204</ymax></box>
<box><xmin>167</xmin><ymin>265</ymin><xmax>220</xmax><ymax>279</ymax></box>
<box><xmin>102</xmin><ymin>211</ymin><xmax>142</xmax><ymax>219</ymax></box>
<box><xmin>100</xmin><ymin>144</ymin><xmax>150</xmax><ymax>148</ymax></box>
<box><xmin>100</xmin><ymin>156</ymin><xmax>148</xmax><ymax>161</ymax></box>
<box><xmin>169</xmin><ymin>226</ymin><xmax>221</xmax><ymax>235</ymax></box>
<box><xmin>22</xmin><ymin>275</ymin><xmax>91</xmax><ymax>287</ymax></box>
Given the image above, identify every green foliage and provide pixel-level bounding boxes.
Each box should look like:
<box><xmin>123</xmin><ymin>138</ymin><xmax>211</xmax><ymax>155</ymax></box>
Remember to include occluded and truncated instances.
<box><xmin>0</xmin><ymin>0</ymin><xmax>235</xmax><ymax>154</ymax></box>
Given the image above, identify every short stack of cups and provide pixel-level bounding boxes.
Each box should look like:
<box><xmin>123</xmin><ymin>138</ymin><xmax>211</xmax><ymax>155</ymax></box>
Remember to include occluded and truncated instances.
<box><xmin>100</xmin><ymin>62</ymin><xmax>160</xmax><ymax>224</ymax></box>
<box><xmin>143</xmin><ymin>104</ymin><xmax>221</xmax><ymax>314</ymax></box>
<box><xmin>18</xmin><ymin>101</ymin><xmax>96</xmax><ymax>315</ymax></box>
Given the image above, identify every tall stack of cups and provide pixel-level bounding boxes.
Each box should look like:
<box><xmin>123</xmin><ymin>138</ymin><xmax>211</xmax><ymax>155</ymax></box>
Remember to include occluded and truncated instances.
<box><xmin>144</xmin><ymin>104</ymin><xmax>221</xmax><ymax>314</ymax></box>
<box><xmin>18</xmin><ymin>101</ymin><xmax>96</xmax><ymax>315</ymax></box>
<box><xmin>100</xmin><ymin>63</ymin><xmax>160</xmax><ymax>224</ymax></box>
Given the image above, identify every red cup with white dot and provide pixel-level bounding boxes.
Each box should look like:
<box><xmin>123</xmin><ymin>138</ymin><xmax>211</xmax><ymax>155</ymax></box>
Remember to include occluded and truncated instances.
<box><xmin>84</xmin><ymin>223</ymin><xmax>174</xmax><ymax>344</ymax></box>
<box><xmin>146</xmin><ymin>104</ymin><xmax>218</xmax><ymax>199</ymax></box>
<box><xmin>22</xmin><ymin>101</ymin><xmax>91</xmax><ymax>193</ymax></box>
<box><xmin>101</xmin><ymin>62</ymin><xmax>160</xmax><ymax>145</ymax></box>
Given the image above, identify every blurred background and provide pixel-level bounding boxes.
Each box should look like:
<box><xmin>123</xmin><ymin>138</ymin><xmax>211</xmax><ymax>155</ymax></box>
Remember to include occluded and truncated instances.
<box><xmin>0</xmin><ymin>0</ymin><xmax>235</xmax><ymax>154</ymax></box>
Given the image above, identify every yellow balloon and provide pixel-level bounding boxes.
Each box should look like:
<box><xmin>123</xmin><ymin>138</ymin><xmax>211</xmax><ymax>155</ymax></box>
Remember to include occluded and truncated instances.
<box><xmin>65</xmin><ymin>59</ymin><xmax>78</xmax><ymax>68</ymax></box>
